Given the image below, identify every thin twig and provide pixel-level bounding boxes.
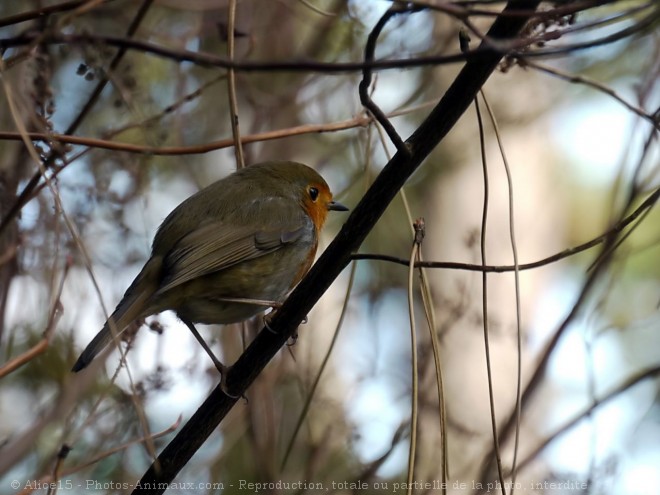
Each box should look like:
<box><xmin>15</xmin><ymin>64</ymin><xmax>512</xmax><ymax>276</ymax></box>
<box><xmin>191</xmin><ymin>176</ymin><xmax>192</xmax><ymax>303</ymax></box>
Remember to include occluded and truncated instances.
<box><xmin>378</xmin><ymin>112</ymin><xmax>449</xmax><ymax>486</ymax></box>
<box><xmin>298</xmin><ymin>0</ymin><xmax>337</xmax><ymax>17</ymax></box>
<box><xmin>65</xmin><ymin>0</ymin><xmax>155</xmax><ymax>134</ymax></box>
<box><xmin>280</xmin><ymin>261</ymin><xmax>357</xmax><ymax>470</ymax></box>
<box><xmin>0</xmin><ymin>259</ymin><xmax>69</xmax><ymax>378</ymax></box>
<box><xmin>510</xmin><ymin>365</ymin><xmax>660</xmax><ymax>477</ymax></box>
<box><xmin>226</xmin><ymin>0</ymin><xmax>245</xmax><ymax>168</ymax></box>
<box><xmin>405</xmin><ymin>219</ymin><xmax>424</xmax><ymax>495</ymax></box>
<box><xmin>358</xmin><ymin>4</ymin><xmax>413</xmax><ymax>156</ymax></box>
<box><xmin>0</xmin><ymin>0</ymin><xmax>116</xmax><ymax>29</ymax></box>
<box><xmin>512</xmin><ymin>3</ymin><xmax>659</xmax><ymax>59</ymax></box>
<box><xmin>349</xmin><ymin>187</ymin><xmax>660</xmax><ymax>272</ymax></box>
<box><xmin>18</xmin><ymin>416</ymin><xmax>182</xmax><ymax>495</ymax></box>
<box><xmin>395</xmin><ymin>0</ymin><xmax>614</xmax><ymax>19</ymax></box>
<box><xmin>475</xmin><ymin>95</ymin><xmax>506</xmax><ymax>495</ymax></box>
<box><xmin>417</xmin><ymin>248</ymin><xmax>449</xmax><ymax>486</ymax></box>
<box><xmin>481</xmin><ymin>90</ymin><xmax>522</xmax><ymax>493</ymax></box>
<box><xmin>352</xmin><ymin>424</ymin><xmax>408</xmax><ymax>482</ymax></box>
<box><xmin>521</xmin><ymin>59</ymin><xmax>659</xmax><ymax>130</ymax></box>
<box><xmin>0</xmin><ymin>32</ymin><xmax>474</xmax><ymax>71</ymax></box>
<box><xmin>0</xmin><ymin>114</ymin><xmax>372</xmax><ymax>156</ymax></box>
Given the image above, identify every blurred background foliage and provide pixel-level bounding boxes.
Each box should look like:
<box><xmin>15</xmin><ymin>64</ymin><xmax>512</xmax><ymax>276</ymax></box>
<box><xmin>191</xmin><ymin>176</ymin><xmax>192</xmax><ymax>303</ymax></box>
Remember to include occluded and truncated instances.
<box><xmin>0</xmin><ymin>1</ymin><xmax>658</xmax><ymax>494</ymax></box>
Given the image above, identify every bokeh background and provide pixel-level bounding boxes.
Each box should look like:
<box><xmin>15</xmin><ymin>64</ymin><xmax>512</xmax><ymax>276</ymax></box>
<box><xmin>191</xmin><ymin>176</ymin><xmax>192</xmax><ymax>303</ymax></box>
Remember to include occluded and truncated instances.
<box><xmin>0</xmin><ymin>1</ymin><xmax>658</xmax><ymax>494</ymax></box>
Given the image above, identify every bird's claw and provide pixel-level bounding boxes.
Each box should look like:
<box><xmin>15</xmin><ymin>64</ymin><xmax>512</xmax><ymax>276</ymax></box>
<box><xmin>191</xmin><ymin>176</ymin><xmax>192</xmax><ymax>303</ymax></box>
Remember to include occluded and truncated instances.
<box><xmin>263</xmin><ymin>313</ymin><xmax>277</xmax><ymax>334</ymax></box>
<box><xmin>263</xmin><ymin>313</ymin><xmax>307</xmax><ymax>334</ymax></box>
<box><xmin>217</xmin><ymin>364</ymin><xmax>246</xmax><ymax>401</ymax></box>
<box><xmin>286</xmin><ymin>331</ymin><xmax>299</xmax><ymax>346</ymax></box>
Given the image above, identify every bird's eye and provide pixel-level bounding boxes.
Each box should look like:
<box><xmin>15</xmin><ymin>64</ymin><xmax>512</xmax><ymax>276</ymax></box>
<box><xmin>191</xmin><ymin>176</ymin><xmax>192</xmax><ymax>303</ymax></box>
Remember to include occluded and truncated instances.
<box><xmin>308</xmin><ymin>186</ymin><xmax>319</xmax><ymax>201</ymax></box>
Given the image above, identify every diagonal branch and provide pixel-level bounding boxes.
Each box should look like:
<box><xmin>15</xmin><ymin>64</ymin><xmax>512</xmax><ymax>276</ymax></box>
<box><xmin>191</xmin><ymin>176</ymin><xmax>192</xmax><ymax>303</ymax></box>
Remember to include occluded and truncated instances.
<box><xmin>134</xmin><ymin>2</ymin><xmax>543</xmax><ymax>492</ymax></box>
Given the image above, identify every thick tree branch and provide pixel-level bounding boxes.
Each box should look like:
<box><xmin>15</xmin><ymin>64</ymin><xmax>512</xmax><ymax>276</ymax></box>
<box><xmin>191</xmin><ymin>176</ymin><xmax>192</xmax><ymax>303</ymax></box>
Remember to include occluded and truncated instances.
<box><xmin>134</xmin><ymin>1</ymin><xmax>543</xmax><ymax>492</ymax></box>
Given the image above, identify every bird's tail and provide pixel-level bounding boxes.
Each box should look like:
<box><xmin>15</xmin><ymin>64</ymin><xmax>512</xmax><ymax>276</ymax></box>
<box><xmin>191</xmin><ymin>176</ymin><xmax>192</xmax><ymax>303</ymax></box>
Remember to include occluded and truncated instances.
<box><xmin>71</xmin><ymin>298</ymin><xmax>146</xmax><ymax>372</ymax></box>
<box><xmin>70</xmin><ymin>318</ymin><xmax>120</xmax><ymax>372</ymax></box>
<box><xmin>71</xmin><ymin>258</ymin><xmax>161</xmax><ymax>372</ymax></box>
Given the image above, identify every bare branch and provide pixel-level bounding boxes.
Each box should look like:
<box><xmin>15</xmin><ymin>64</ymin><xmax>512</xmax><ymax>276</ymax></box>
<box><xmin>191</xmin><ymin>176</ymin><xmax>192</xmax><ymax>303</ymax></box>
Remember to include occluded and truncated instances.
<box><xmin>350</xmin><ymin>187</ymin><xmax>660</xmax><ymax>273</ymax></box>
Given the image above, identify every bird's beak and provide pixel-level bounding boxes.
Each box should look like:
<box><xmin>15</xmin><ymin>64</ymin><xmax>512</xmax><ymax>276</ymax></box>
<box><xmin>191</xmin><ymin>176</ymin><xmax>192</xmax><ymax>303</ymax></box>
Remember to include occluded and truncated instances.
<box><xmin>328</xmin><ymin>200</ymin><xmax>349</xmax><ymax>212</ymax></box>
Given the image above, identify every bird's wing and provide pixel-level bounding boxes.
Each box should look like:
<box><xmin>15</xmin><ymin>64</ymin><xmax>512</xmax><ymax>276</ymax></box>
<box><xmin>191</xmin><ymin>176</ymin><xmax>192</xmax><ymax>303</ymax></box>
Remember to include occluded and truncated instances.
<box><xmin>156</xmin><ymin>218</ymin><xmax>308</xmax><ymax>294</ymax></box>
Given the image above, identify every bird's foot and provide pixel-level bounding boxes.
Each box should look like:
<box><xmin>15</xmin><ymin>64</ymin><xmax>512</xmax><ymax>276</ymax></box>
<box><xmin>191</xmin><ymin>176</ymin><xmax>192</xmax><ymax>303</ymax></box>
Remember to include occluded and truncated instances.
<box><xmin>181</xmin><ymin>318</ymin><xmax>244</xmax><ymax>400</ymax></box>
<box><xmin>216</xmin><ymin>364</ymin><xmax>244</xmax><ymax>401</ymax></box>
<box><xmin>286</xmin><ymin>330</ymin><xmax>299</xmax><ymax>347</ymax></box>
<box><xmin>263</xmin><ymin>312</ymin><xmax>277</xmax><ymax>334</ymax></box>
<box><xmin>263</xmin><ymin>312</ymin><xmax>307</xmax><ymax>334</ymax></box>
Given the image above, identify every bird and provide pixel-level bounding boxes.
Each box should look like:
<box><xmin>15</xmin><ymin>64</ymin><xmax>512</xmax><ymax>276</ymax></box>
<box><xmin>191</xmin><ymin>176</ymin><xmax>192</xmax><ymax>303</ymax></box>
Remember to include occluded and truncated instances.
<box><xmin>71</xmin><ymin>161</ymin><xmax>348</xmax><ymax>376</ymax></box>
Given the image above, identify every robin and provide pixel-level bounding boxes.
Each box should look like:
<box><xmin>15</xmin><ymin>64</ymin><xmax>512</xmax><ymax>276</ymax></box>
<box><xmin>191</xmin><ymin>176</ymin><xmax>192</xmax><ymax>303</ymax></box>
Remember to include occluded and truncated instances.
<box><xmin>71</xmin><ymin>161</ymin><xmax>348</xmax><ymax>375</ymax></box>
